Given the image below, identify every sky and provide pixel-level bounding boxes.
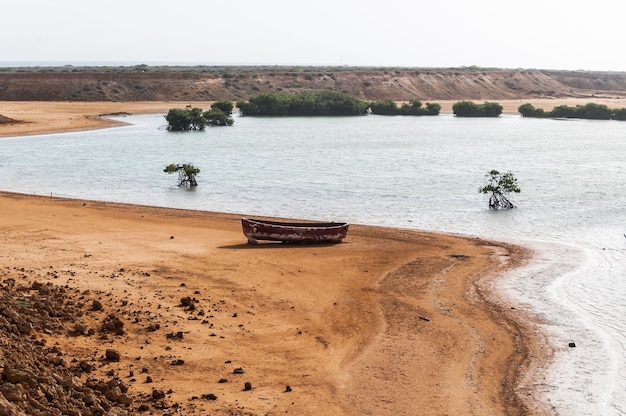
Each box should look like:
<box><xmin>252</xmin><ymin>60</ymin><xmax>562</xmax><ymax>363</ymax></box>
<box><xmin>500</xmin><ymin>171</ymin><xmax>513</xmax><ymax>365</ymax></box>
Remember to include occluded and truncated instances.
<box><xmin>2</xmin><ymin>0</ymin><xmax>625</xmax><ymax>71</ymax></box>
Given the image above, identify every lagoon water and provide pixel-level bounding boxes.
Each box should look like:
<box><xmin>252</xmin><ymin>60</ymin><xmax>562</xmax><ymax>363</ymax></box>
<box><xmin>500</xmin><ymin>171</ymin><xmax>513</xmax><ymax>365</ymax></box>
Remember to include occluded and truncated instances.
<box><xmin>1</xmin><ymin>113</ymin><xmax>625</xmax><ymax>415</ymax></box>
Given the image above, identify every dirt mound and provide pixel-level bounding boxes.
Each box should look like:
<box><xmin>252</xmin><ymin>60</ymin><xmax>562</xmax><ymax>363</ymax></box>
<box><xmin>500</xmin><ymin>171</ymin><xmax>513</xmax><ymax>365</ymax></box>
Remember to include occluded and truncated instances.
<box><xmin>1</xmin><ymin>67</ymin><xmax>626</xmax><ymax>102</ymax></box>
<box><xmin>0</xmin><ymin>270</ymin><xmax>190</xmax><ymax>415</ymax></box>
<box><xmin>0</xmin><ymin>276</ymin><xmax>130</xmax><ymax>415</ymax></box>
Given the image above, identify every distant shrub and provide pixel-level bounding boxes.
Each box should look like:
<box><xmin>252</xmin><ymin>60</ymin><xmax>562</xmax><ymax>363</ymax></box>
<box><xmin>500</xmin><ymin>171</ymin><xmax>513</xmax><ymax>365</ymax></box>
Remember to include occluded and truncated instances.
<box><xmin>613</xmin><ymin>108</ymin><xmax>626</xmax><ymax>121</ymax></box>
<box><xmin>369</xmin><ymin>99</ymin><xmax>440</xmax><ymax>116</ymax></box>
<box><xmin>237</xmin><ymin>91</ymin><xmax>368</xmax><ymax>116</ymax></box>
<box><xmin>453</xmin><ymin>101</ymin><xmax>502</xmax><ymax>117</ymax></box>
<box><xmin>519</xmin><ymin>102</ymin><xmax>616</xmax><ymax>120</ymax></box>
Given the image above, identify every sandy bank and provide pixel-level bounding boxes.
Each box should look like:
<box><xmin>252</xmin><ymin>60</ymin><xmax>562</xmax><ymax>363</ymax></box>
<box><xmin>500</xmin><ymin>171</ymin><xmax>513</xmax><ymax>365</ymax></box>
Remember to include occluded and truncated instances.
<box><xmin>0</xmin><ymin>191</ymin><xmax>546</xmax><ymax>415</ymax></box>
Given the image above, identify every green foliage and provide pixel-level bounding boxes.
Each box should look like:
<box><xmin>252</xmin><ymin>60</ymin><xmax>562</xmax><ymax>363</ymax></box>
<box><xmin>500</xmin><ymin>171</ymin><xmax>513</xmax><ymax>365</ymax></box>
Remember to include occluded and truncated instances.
<box><xmin>163</xmin><ymin>163</ymin><xmax>179</xmax><ymax>173</ymax></box>
<box><xmin>165</xmin><ymin>108</ymin><xmax>196</xmax><ymax>131</ymax></box>
<box><xmin>551</xmin><ymin>103</ymin><xmax>611</xmax><ymax>120</ymax></box>
<box><xmin>203</xmin><ymin>108</ymin><xmax>234</xmax><ymax>126</ymax></box>
<box><xmin>165</xmin><ymin>105</ymin><xmax>233</xmax><ymax>130</ymax></box>
<box><xmin>187</xmin><ymin>107</ymin><xmax>206</xmax><ymax>130</ymax></box>
<box><xmin>211</xmin><ymin>100</ymin><xmax>234</xmax><ymax>115</ymax></box>
<box><xmin>369</xmin><ymin>100</ymin><xmax>399</xmax><ymax>115</ymax></box>
<box><xmin>237</xmin><ymin>92</ymin><xmax>289</xmax><ymax>115</ymax></box>
<box><xmin>481</xmin><ymin>102</ymin><xmax>504</xmax><ymax>117</ymax></box>
<box><xmin>400</xmin><ymin>100</ymin><xmax>441</xmax><ymax>115</ymax></box>
<box><xmin>237</xmin><ymin>91</ymin><xmax>368</xmax><ymax>116</ymax></box>
<box><xmin>518</xmin><ymin>103</ymin><xmax>546</xmax><ymax>118</ymax></box>
<box><xmin>424</xmin><ymin>102</ymin><xmax>442</xmax><ymax>115</ymax></box>
<box><xmin>479</xmin><ymin>170</ymin><xmax>520</xmax><ymax>210</ymax></box>
<box><xmin>518</xmin><ymin>102</ymin><xmax>617</xmax><ymax>120</ymax></box>
<box><xmin>613</xmin><ymin>108</ymin><xmax>626</xmax><ymax>121</ymax></box>
<box><xmin>164</xmin><ymin>163</ymin><xmax>200</xmax><ymax>187</ymax></box>
<box><xmin>369</xmin><ymin>99</ymin><xmax>441</xmax><ymax>116</ymax></box>
<box><xmin>453</xmin><ymin>101</ymin><xmax>503</xmax><ymax>117</ymax></box>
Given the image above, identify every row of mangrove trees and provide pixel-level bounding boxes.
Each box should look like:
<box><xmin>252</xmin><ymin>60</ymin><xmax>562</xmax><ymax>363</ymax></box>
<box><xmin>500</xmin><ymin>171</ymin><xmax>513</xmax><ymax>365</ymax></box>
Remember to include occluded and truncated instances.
<box><xmin>235</xmin><ymin>91</ymin><xmax>442</xmax><ymax>116</ymax></box>
<box><xmin>163</xmin><ymin>91</ymin><xmax>626</xmax><ymax>131</ymax></box>
<box><xmin>518</xmin><ymin>102</ymin><xmax>626</xmax><ymax>120</ymax></box>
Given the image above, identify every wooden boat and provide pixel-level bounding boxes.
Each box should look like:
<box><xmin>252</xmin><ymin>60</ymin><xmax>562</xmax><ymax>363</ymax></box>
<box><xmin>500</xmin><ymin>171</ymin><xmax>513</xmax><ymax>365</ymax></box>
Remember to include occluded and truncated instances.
<box><xmin>241</xmin><ymin>218</ymin><xmax>349</xmax><ymax>244</ymax></box>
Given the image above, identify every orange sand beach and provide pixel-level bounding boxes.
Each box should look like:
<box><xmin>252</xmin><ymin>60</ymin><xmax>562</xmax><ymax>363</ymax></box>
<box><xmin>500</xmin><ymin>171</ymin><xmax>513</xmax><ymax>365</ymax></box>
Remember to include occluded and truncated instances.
<box><xmin>0</xmin><ymin>102</ymin><xmax>555</xmax><ymax>415</ymax></box>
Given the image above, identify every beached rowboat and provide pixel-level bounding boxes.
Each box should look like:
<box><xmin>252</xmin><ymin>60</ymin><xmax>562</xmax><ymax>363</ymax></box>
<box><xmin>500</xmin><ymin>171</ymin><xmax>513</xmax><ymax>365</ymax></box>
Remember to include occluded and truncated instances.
<box><xmin>241</xmin><ymin>218</ymin><xmax>349</xmax><ymax>244</ymax></box>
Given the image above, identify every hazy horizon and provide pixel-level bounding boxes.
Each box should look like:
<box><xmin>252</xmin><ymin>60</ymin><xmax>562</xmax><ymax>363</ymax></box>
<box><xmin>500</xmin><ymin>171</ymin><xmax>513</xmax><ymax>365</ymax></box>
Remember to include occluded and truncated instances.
<box><xmin>0</xmin><ymin>61</ymin><xmax>621</xmax><ymax>73</ymax></box>
<box><xmin>2</xmin><ymin>0</ymin><xmax>626</xmax><ymax>72</ymax></box>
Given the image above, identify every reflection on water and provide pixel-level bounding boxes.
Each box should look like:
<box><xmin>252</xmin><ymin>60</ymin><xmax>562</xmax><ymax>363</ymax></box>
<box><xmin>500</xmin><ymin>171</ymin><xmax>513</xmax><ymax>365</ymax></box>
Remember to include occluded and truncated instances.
<box><xmin>1</xmin><ymin>113</ymin><xmax>625</xmax><ymax>415</ymax></box>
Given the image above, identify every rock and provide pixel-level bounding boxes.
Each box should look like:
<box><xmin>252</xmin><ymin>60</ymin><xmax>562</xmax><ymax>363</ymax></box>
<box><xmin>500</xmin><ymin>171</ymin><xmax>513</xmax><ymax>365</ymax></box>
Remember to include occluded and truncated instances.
<box><xmin>117</xmin><ymin>393</ymin><xmax>133</xmax><ymax>406</ymax></box>
<box><xmin>152</xmin><ymin>389</ymin><xmax>166</xmax><ymax>400</ymax></box>
<box><xmin>244</xmin><ymin>382</ymin><xmax>252</xmax><ymax>391</ymax></box>
<box><xmin>0</xmin><ymin>383</ymin><xmax>27</xmax><ymax>402</ymax></box>
<box><xmin>79</xmin><ymin>360</ymin><xmax>94</xmax><ymax>372</ymax></box>
<box><xmin>82</xmin><ymin>392</ymin><xmax>97</xmax><ymax>406</ymax></box>
<box><xmin>233</xmin><ymin>367</ymin><xmax>244</xmax><ymax>374</ymax></box>
<box><xmin>91</xmin><ymin>300</ymin><xmax>103</xmax><ymax>311</ymax></box>
<box><xmin>0</xmin><ymin>395</ymin><xmax>24</xmax><ymax>416</ymax></box>
<box><xmin>105</xmin><ymin>386</ymin><xmax>121</xmax><ymax>401</ymax></box>
<box><xmin>72</xmin><ymin>322</ymin><xmax>87</xmax><ymax>335</ymax></box>
<box><xmin>285</xmin><ymin>385</ymin><xmax>292</xmax><ymax>392</ymax></box>
<box><xmin>105</xmin><ymin>349</ymin><xmax>121</xmax><ymax>362</ymax></box>
<box><xmin>102</xmin><ymin>315</ymin><xmax>125</xmax><ymax>335</ymax></box>
<box><xmin>568</xmin><ymin>342</ymin><xmax>576</xmax><ymax>348</ymax></box>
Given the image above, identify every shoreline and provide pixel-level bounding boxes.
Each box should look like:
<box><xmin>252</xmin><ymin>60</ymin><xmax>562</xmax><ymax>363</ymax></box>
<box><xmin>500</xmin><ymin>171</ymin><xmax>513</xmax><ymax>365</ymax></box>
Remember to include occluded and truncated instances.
<box><xmin>0</xmin><ymin>190</ymin><xmax>548</xmax><ymax>415</ymax></box>
<box><xmin>0</xmin><ymin>101</ymin><xmax>557</xmax><ymax>414</ymax></box>
<box><xmin>4</xmin><ymin>98</ymin><xmax>626</xmax><ymax>139</ymax></box>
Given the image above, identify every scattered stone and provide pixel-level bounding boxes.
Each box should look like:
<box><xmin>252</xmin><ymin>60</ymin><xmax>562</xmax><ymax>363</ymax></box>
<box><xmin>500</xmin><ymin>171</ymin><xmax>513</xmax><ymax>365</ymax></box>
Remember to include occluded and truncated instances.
<box><xmin>72</xmin><ymin>322</ymin><xmax>87</xmax><ymax>335</ymax></box>
<box><xmin>244</xmin><ymin>381</ymin><xmax>252</xmax><ymax>391</ymax></box>
<box><xmin>171</xmin><ymin>359</ymin><xmax>185</xmax><ymax>366</ymax></box>
<box><xmin>101</xmin><ymin>314</ymin><xmax>125</xmax><ymax>335</ymax></box>
<box><xmin>79</xmin><ymin>360</ymin><xmax>94</xmax><ymax>372</ymax></box>
<box><xmin>233</xmin><ymin>367</ymin><xmax>244</xmax><ymax>374</ymax></box>
<box><xmin>152</xmin><ymin>389</ymin><xmax>166</xmax><ymax>400</ymax></box>
<box><xmin>218</xmin><ymin>378</ymin><xmax>228</xmax><ymax>383</ymax></box>
<box><xmin>146</xmin><ymin>323</ymin><xmax>160</xmax><ymax>332</ymax></box>
<box><xmin>105</xmin><ymin>349</ymin><xmax>121</xmax><ymax>362</ymax></box>
<box><xmin>568</xmin><ymin>342</ymin><xmax>577</xmax><ymax>348</ymax></box>
<box><xmin>285</xmin><ymin>385</ymin><xmax>292</xmax><ymax>392</ymax></box>
<box><xmin>0</xmin><ymin>276</ymin><xmax>137</xmax><ymax>414</ymax></box>
<box><xmin>202</xmin><ymin>393</ymin><xmax>217</xmax><ymax>400</ymax></box>
<box><xmin>166</xmin><ymin>331</ymin><xmax>183</xmax><ymax>340</ymax></box>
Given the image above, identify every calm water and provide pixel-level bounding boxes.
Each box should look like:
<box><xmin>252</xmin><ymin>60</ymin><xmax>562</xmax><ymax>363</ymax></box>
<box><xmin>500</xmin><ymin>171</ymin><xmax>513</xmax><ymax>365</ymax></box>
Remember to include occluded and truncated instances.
<box><xmin>1</xmin><ymin>113</ymin><xmax>625</xmax><ymax>415</ymax></box>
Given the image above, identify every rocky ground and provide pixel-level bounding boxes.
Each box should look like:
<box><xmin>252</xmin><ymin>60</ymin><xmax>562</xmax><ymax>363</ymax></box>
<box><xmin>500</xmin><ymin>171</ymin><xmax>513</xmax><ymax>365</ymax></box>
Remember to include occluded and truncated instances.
<box><xmin>0</xmin><ymin>266</ymin><xmax>225</xmax><ymax>416</ymax></box>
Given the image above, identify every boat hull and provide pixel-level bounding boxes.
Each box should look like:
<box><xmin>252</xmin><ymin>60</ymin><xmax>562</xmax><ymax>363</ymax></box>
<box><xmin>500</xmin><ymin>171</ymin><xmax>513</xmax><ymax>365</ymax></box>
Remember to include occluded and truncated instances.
<box><xmin>241</xmin><ymin>218</ymin><xmax>349</xmax><ymax>244</ymax></box>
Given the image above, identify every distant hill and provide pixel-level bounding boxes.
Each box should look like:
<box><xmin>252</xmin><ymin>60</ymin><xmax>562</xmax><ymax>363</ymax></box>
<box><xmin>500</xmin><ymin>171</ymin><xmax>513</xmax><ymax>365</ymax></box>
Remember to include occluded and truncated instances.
<box><xmin>1</xmin><ymin>66</ymin><xmax>626</xmax><ymax>102</ymax></box>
